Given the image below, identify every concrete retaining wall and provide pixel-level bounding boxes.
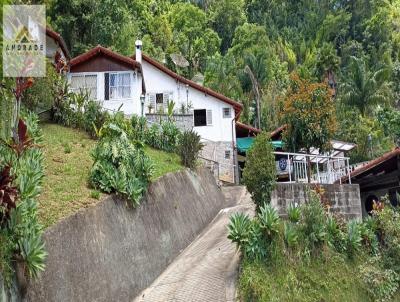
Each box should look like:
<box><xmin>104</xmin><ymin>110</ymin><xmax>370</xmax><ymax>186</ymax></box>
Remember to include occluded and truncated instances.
<box><xmin>271</xmin><ymin>183</ymin><xmax>362</xmax><ymax>220</ymax></box>
<box><xmin>25</xmin><ymin>168</ymin><xmax>231</xmax><ymax>302</ymax></box>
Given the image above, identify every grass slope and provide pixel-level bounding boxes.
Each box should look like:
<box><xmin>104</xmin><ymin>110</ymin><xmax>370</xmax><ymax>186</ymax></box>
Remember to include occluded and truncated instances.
<box><xmin>38</xmin><ymin>123</ymin><xmax>183</xmax><ymax>227</ymax></box>
<box><xmin>239</xmin><ymin>255</ymin><xmax>372</xmax><ymax>302</ymax></box>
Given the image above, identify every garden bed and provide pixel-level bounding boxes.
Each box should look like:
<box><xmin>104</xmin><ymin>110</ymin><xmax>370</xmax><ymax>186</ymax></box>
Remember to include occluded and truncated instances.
<box><xmin>38</xmin><ymin>123</ymin><xmax>183</xmax><ymax>227</ymax></box>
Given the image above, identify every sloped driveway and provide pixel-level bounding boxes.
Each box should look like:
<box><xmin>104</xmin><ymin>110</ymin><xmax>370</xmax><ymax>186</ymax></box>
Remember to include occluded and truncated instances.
<box><xmin>133</xmin><ymin>187</ymin><xmax>253</xmax><ymax>302</ymax></box>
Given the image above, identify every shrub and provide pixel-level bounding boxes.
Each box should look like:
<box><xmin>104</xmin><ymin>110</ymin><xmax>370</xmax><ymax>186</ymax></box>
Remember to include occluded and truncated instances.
<box><xmin>298</xmin><ymin>191</ymin><xmax>327</xmax><ymax>252</ymax></box>
<box><xmin>53</xmin><ymin>90</ymin><xmax>108</xmax><ymax>137</ymax></box>
<box><xmin>83</xmin><ymin>100</ymin><xmax>109</xmax><ymax>138</ymax></box>
<box><xmin>284</xmin><ymin>222</ymin><xmax>298</xmax><ymax>249</ymax></box>
<box><xmin>177</xmin><ymin>130</ymin><xmax>204</xmax><ymax>169</ymax></box>
<box><xmin>360</xmin><ymin>258</ymin><xmax>399</xmax><ymax>302</ymax></box>
<box><xmin>242</xmin><ymin>131</ymin><xmax>276</xmax><ymax>212</ymax></box>
<box><xmin>0</xmin><ymin>113</ymin><xmax>46</xmax><ymax>284</ymax></box>
<box><xmin>346</xmin><ymin>220</ymin><xmax>362</xmax><ymax>258</ymax></box>
<box><xmin>325</xmin><ymin>214</ymin><xmax>346</xmax><ymax>253</ymax></box>
<box><xmin>89</xmin><ymin>120</ymin><xmax>154</xmax><ymax>206</ymax></box>
<box><xmin>130</xmin><ymin>114</ymin><xmax>147</xmax><ymax>141</ymax></box>
<box><xmin>160</xmin><ymin>121</ymin><xmax>180</xmax><ymax>152</ymax></box>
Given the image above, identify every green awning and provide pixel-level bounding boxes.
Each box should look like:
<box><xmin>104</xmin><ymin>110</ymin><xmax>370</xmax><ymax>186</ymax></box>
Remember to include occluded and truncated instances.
<box><xmin>237</xmin><ymin>137</ymin><xmax>284</xmax><ymax>153</ymax></box>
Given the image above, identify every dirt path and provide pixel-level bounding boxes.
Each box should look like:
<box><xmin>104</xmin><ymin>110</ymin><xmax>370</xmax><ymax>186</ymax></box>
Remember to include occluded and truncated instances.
<box><xmin>133</xmin><ymin>187</ymin><xmax>253</xmax><ymax>302</ymax></box>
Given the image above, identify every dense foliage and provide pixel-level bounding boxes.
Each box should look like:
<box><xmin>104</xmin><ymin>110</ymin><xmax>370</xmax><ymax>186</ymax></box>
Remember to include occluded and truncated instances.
<box><xmin>177</xmin><ymin>130</ymin><xmax>204</xmax><ymax>169</ymax></box>
<box><xmin>89</xmin><ymin>114</ymin><xmax>154</xmax><ymax>206</ymax></box>
<box><xmin>0</xmin><ymin>112</ymin><xmax>46</xmax><ymax>288</ymax></box>
<box><xmin>53</xmin><ymin>90</ymin><xmax>109</xmax><ymax>138</ymax></box>
<box><xmin>242</xmin><ymin>132</ymin><xmax>276</xmax><ymax>212</ymax></box>
<box><xmin>46</xmin><ymin>0</ymin><xmax>399</xmax><ymax>159</ymax></box>
<box><xmin>228</xmin><ymin>191</ymin><xmax>400</xmax><ymax>301</ymax></box>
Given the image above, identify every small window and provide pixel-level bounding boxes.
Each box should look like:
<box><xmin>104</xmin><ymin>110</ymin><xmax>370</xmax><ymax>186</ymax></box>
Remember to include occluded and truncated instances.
<box><xmin>156</xmin><ymin>93</ymin><xmax>164</xmax><ymax>112</ymax></box>
<box><xmin>194</xmin><ymin>109</ymin><xmax>207</xmax><ymax>126</ymax></box>
<box><xmin>223</xmin><ymin>107</ymin><xmax>231</xmax><ymax>118</ymax></box>
<box><xmin>225</xmin><ymin>150</ymin><xmax>231</xmax><ymax>159</ymax></box>
<box><xmin>194</xmin><ymin>109</ymin><xmax>212</xmax><ymax>126</ymax></box>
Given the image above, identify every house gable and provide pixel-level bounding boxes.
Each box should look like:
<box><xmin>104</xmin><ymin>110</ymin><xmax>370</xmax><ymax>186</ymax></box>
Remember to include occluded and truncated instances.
<box><xmin>132</xmin><ymin>53</ymin><xmax>243</xmax><ymax>117</ymax></box>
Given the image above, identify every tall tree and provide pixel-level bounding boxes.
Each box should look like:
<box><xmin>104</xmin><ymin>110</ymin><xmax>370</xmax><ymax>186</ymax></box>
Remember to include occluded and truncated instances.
<box><xmin>169</xmin><ymin>2</ymin><xmax>220</xmax><ymax>77</ymax></box>
<box><xmin>281</xmin><ymin>73</ymin><xmax>337</xmax><ymax>182</ymax></box>
<box><xmin>208</xmin><ymin>0</ymin><xmax>246</xmax><ymax>54</ymax></box>
<box><xmin>340</xmin><ymin>56</ymin><xmax>392</xmax><ymax>116</ymax></box>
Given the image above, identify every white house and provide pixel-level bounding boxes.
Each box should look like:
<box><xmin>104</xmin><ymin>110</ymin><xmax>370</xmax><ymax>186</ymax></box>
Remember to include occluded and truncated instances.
<box><xmin>68</xmin><ymin>42</ymin><xmax>243</xmax><ymax>183</ymax></box>
<box><xmin>68</xmin><ymin>45</ymin><xmax>146</xmax><ymax>115</ymax></box>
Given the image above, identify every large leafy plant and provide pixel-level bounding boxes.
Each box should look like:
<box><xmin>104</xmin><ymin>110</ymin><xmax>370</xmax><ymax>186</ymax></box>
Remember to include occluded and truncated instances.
<box><xmin>90</xmin><ymin>119</ymin><xmax>154</xmax><ymax>206</ymax></box>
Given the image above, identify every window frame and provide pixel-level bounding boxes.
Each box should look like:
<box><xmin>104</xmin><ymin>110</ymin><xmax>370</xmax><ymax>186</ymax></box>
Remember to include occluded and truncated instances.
<box><xmin>222</xmin><ymin>107</ymin><xmax>232</xmax><ymax>119</ymax></box>
<box><xmin>109</xmin><ymin>72</ymin><xmax>131</xmax><ymax>100</ymax></box>
<box><xmin>193</xmin><ymin>109</ymin><xmax>212</xmax><ymax>127</ymax></box>
<box><xmin>70</xmin><ymin>73</ymin><xmax>98</xmax><ymax>100</ymax></box>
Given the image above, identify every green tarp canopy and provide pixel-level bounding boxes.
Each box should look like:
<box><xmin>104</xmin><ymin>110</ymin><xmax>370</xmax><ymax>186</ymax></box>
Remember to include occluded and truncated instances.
<box><xmin>237</xmin><ymin>137</ymin><xmax>284</xmax><ymax>153</ymax></box>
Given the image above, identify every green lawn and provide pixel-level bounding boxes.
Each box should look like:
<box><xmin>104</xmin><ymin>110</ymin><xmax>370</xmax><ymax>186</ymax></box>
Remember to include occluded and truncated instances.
<box><xmin>38</xmin><ymin>123</ymin><xmax>183</xmax><ymax>227</ymax></box>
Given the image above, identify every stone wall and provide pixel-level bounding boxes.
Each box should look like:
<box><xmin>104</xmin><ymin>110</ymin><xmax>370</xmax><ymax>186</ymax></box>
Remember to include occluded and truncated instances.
<box><xmin>200</xmin><ymin>141</ymin><xmax>235</xmax><ymax>183</ymax></box>
<box><xmin>271</xmin><ymin>183</ymin><xmax>362</xmax><ymax>220</ymax></box>
<box><xmin>145</xmin><ymin>113</ymin><xmax>193</xmax><ymax>131</ymax></box>
<box><xmin>0</xmin><ymin>272</ymin><xmax>21</xmax><ymax>302</ymax></box>
<box><xmin>25</xmin><ymin>168</ymin><xmax>232</xmax><ymax>302</ymax></box>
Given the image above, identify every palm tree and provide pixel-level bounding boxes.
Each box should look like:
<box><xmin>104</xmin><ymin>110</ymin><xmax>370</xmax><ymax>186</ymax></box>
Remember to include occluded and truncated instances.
<box><xmin>340</xmin><ymin>56</ymin><xmax>392</xmax><ymax>116</ymax></box>
<box><xmin>242</xmin><ymin>52</ymin><xmax>268</xmax><ymax>129</ymax></box>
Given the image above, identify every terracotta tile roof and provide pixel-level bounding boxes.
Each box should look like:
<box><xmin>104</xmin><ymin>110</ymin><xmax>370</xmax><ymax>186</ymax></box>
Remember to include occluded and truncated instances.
<box><xmin>270</xmin><ymin>125</ymin><xmax>287</xmax><ymax>139</ymax></box>
<box><xmin>133</xmin><ymin>54</ymin><xmax>243</xmax><ymax>116</ymax></box>
<box><xmin>70</xmin><ymin>45</ymin><xmax>146</xmax><ymax>94</ymax></box>
<box><xmin>236</xmin><ymin>122</ymin><xmax>261</xmax><ymax>134</ymax></box>
<box><xmin>340</xmin><ymin>147</ymin><xmax>400</xmax><ymax>183</ymax></box>
<box><xmin>71</xmin><ymin>45</ymin><xmax>141</xmax><ymax>70</ymax></box>
<box><xmin>46</xmin><ymin>27</ymin><xmax>70</xmax><ymax>60</ymax></box>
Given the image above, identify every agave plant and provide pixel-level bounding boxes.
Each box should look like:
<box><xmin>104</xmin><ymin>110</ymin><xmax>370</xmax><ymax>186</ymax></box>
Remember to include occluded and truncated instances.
<box><xmin>347</xmin><ymin>220</ymin><xmax>362</xmax><ymax>257</ymax></box>
<box><xmin>258</xmin><ymin>204</ymin><xmax>280</xmax><ymax>237</ymax></box>
<box><xmin>287</xmin><ymin>202</ymin><xmax>301</xmax><ymax>223</ymax></box>
<box><xmin>284</xmin><ymin>222</ymin><xmax>298</xmax><ymax>249</ymax></box>
<box><xmin>228</xmin><ymin>212</ymin><xmax>251</xmax><ymax>248</ymax></box>
<box><xmin>18</xmin><ymin>233</ymin><xmax>47</xmax><ymax>279</ymax></box>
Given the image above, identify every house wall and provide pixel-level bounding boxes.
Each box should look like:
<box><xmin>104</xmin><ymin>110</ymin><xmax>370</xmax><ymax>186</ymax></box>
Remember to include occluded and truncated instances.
<box><xmin>141</xmin><ymin>60</ymin><xmax>237</xmax><ymax>183</ymax></box>
<box><xmin>141</xmin><ymin>61</ymin><xmax>236</xmax><ymax>143</ymax></box>
<box><xmin>67</xmin><ymin>71</ymin><xmax>143</xmax><ymax>115</ymax></box>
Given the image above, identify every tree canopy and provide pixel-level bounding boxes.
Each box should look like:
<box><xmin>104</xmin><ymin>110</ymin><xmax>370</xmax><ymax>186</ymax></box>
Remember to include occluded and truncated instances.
<box><xmin>45</xmin><ymin>0</ymin><xmax>400</xmax><ymax>160</ymax></box>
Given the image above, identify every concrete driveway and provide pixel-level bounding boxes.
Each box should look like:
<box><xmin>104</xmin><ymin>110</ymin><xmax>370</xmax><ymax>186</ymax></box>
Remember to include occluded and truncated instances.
<box><xmin>133</xmin><ymin>187</ymin><xmax>253</xmax><ymax>302</ymax></box>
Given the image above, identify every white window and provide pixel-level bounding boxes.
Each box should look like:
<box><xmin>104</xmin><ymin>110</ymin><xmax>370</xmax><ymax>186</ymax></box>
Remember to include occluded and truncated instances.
<box><xmin>223</xmin><ymin>107</ymin><xmax>232</xmax><ymax>118</ymax></box>
<box><xmin>147</xmin><ymin>92</ymin><xmax>173</xmax><ymax>113</ymax></box>
<box><xmin>109</xmin><ymin>72</ymin><xmax>131</xmax><ymax>100</ymax></box>
<box><xmin>70</xmin><ymin>74</ymin><xmax>97</xmax><ymax>99</ymax></box>
<box><xmin>194</xmin><ymin>109</ymin><xmax>212</xmax><ymax>126</ymax></box>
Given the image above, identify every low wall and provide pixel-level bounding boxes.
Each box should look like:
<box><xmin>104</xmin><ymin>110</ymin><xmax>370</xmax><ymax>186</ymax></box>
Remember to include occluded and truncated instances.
<box><xmin>271</xmin><ymin>183</ymin><xmax>362</xmax><ymax>220</ymax></box>
<box><xmin>25</xmin><ymin>168</ymin><xmax>231</xmax><ymax>302</ymax></box>
<box><xmin>146</xmin><ymin>113</ymin><xmax>193</xmax><ymax>131</ymax></box>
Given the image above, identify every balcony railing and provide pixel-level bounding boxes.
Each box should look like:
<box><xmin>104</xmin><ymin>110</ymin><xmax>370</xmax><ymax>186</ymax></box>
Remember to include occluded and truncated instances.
<box><xmin>273</xmin><ymin>151</ymin><xmax>351</xmax><ymax>184</ymax></box>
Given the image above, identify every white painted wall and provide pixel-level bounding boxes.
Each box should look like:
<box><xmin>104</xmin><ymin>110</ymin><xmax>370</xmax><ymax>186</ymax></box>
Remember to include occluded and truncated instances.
<box><xmin>68</xmin><ymin>70</ymin><xmax>143</xmax><ymax>115</ymax></box>
<box><xmin>141</xmin><ymin>60</ymin><xmax>236</xmax><ymax>143</ymax></box>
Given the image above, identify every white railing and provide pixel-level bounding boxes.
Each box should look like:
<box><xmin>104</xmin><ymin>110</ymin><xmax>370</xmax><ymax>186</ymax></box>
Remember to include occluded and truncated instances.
<box><xmin>274</xmin><ymin>151</ymin><xmax>351</xmax><ymax>184</ymax></box>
